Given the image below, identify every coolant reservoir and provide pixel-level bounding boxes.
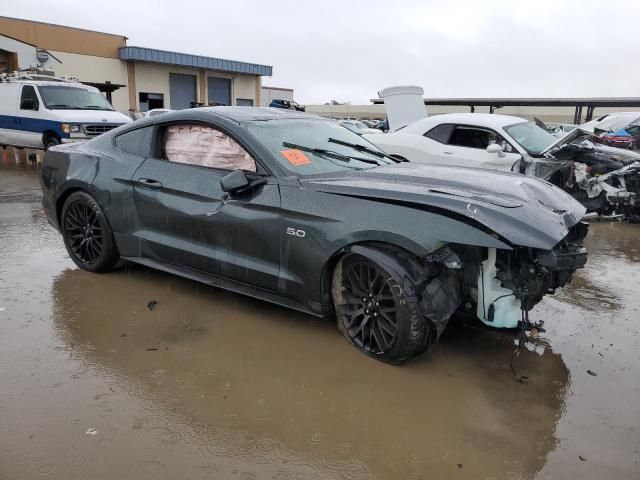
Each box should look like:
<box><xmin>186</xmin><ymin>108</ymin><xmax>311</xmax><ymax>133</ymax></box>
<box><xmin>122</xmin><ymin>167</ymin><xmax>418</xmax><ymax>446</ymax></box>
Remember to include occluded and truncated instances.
<box><xmin>477</xmin><ymin>248</ymin><xmax>521</xmax><ymax>328</ymax></box>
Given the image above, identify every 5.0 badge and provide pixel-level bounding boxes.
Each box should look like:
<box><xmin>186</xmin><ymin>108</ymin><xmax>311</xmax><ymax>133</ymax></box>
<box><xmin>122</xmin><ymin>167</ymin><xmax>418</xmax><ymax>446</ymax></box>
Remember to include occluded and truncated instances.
<box><xmin>286</xmin><ymin>227</ymin><xmax>306</xmax><ymax>238</ymax></box>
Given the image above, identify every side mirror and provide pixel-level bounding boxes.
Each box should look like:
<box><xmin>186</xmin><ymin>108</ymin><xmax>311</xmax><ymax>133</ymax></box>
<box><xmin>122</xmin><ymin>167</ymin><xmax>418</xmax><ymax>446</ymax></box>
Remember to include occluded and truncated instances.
<box><xmin>20</xmin><ymin>98</ymin><xmax>38</xmax><ymax>110</ymax></box>
<box><xmin>221</xmin><ymin>169</ymin><xmax>251</xmax><ymax>193</ymax></box>
<box><xmin>486</xmin><ymin>143</ymin><xmax>505</xmax><ymax>157</ymax></box>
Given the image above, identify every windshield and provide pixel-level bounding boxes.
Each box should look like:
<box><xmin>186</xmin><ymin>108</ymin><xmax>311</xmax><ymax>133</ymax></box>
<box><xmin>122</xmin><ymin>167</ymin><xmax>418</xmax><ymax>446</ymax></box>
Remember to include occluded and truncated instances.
<box><xmin>38</xmin><ymin>86</ymin><xmax>114</xmax><ymax>111</ymax></box>
<box><xmin>503</xmin><ymin>121</ymin><xmax>556</xmax><ymax>155</ymax></box>
<box><xmin>246</xmin><ymin>119</ymin><xmax>393</xmax><ymax>174</ymax></box>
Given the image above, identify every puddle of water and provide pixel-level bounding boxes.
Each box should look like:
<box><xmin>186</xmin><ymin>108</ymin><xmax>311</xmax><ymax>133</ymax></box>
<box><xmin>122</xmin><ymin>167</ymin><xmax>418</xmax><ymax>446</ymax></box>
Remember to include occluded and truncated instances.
<box><xmin>1</xmin><ymin>154</ymin><xmax>638</xmax><ymax>479</ymax></box>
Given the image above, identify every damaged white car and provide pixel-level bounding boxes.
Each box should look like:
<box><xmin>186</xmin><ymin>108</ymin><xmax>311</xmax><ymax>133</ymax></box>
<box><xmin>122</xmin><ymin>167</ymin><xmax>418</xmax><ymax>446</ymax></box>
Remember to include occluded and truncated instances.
<box><xmin>366</xmin><ymin>86</ymin><xmax>640</xmax><ymax>221</ymax></box>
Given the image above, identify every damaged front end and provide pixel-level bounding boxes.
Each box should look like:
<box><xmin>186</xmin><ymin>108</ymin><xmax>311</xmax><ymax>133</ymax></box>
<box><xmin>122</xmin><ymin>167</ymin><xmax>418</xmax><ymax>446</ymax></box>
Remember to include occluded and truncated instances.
<box><xmin>445</xmin><ymin>222</ymin><xmax>588</xmax><ymax>330</ymax></box>
<box><xmin>579</xmin><ymin>161</ymin><xmax>640</xmax><ymax>222</ymax></box>
<box><xmin>538</xmin><ymin>136</ymin><xmax>640</xmax><ymax>220</ymax></box>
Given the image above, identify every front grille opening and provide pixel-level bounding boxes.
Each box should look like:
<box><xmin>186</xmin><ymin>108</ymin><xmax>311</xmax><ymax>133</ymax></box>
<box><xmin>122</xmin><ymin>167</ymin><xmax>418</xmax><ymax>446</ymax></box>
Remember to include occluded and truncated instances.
<box><xmin>84</xmin><ymin>125</ymin><xmax>118</xmax><ymax>136</ymax></box>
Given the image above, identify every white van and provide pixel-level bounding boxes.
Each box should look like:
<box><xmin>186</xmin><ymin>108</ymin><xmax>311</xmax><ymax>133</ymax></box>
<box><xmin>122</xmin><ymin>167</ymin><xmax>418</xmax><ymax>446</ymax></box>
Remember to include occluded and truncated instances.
<box><xmin>0</xmin><ymin>73</ymin><xmax>131</xmax><ymax>150</ymax></box>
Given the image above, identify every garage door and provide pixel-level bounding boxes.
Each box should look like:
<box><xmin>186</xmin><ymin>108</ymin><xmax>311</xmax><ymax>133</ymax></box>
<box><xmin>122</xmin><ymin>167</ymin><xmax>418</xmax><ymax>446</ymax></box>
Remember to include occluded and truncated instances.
<box><xmin>207</xmin><ymin>77</ymin><xmax>231</xmax><ymax>106</ymax></box>
<box><xmin>169</xmin><ymin>73</ymin><xmax>197</xmax><ymax>110</ymax></box>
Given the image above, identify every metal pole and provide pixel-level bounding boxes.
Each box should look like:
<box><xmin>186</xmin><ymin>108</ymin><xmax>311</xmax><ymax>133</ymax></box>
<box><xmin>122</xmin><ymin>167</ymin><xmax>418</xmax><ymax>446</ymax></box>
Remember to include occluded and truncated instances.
<box><xmin>585</xmin><ymin>106</ymin><xmax>595</xmax><ymax>122</ymax></box>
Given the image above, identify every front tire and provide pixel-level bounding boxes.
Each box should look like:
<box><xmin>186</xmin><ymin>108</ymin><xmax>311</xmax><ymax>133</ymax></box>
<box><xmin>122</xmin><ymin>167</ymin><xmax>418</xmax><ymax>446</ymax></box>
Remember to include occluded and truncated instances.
<box><xmin>44</xmin><ymin>134</ymin><xmax>60</xmax><ymax>151</ymax></box>
<box><xmin>61</xmin><ymin>191</ymin><xmax>120</xmax><ymax>272</ymax></box>
<box><xmin>332</xmin><ymin>252</ymin><xmax>433</xmax><ymax>364</ymax></box>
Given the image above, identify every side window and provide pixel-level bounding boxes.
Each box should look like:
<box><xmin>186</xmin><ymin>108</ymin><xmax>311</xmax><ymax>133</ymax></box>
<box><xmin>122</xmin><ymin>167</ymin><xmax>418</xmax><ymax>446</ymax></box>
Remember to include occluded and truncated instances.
<box><xmin>424</xmin><ymin>124</ymin><xmax>454</xmax><ymax>143</ymax></box>
<box><xmin>448</xmin><ymin>126</ymin><xmax>507</xmax><ymax>150</ymax></box>
<box><xmin>20</xmin><ymin>85</ymin><xmax>39</xmax><ymax>110</ymax></box>
<box><xmin>115</xmin><ymin>126</ymin><xmax>154</xmax><ymax>157</ymax></box>
<box><xmin>161</xmin><ymin>123</ymin><xmax>256</xmax><ymax>172</ymax></box>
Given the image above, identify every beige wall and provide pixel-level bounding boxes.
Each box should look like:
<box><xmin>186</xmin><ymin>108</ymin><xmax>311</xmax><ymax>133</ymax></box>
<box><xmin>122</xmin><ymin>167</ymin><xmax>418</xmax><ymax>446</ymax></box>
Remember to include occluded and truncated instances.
<box><xmin>134</xmin><ymin>62</ymin><xmax>186</xmax><ymax>110</ymax></box>
<box><xmin>0</xmin><ymin>16</ymin><xmax>125</xmax><ymax>58</ymax></box>
<box><xmin>51</xmin><ymin>50</ymin><xmax>129</xmax><ymax>112</ymax></box>
<box><xmin>133</xmin><ymin>62</ymin><xmax>259</xmax><ymax>110</ymax></box>
<box><xmin>233</xmin><ymin>75</ymin><xmax>258</xmax><ymax>105</ymax></box>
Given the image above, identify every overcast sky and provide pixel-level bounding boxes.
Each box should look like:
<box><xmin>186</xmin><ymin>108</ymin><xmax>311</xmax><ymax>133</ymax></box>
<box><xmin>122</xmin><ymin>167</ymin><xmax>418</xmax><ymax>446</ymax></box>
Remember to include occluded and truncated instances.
<box><xmin>3</xmin><ymin>0</ymin><xmax>639</xmax><ymax>104</ymax></box>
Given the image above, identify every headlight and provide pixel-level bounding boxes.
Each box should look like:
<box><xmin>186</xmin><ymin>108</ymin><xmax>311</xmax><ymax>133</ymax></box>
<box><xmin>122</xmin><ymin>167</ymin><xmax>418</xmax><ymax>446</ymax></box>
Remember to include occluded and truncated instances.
<box><xmin>61</xmin><ymin>123</ymin><xmax>82</xmax><ymax>134</ymax></box>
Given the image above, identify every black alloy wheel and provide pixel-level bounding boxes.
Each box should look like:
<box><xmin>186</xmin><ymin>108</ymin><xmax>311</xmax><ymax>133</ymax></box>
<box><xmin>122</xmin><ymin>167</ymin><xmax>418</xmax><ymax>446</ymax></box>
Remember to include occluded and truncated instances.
<box><xmin>333</xmin><ymin>250</ymin><xmax>435</xmax><ymax>364</ymax></box>
<box><xmin>61</xmin><ymin>191</ymin><xmax>119</xmax><ymax>272</ymax></box>
<box><xmin>64</xmin><ymin>199</ymin><xmax>103</xmax><ymax>264</ymax></box>
<box><xmin>340</xmin><ymin>260</ymin><xmax>399</xmax><ymax>354</ymax></box>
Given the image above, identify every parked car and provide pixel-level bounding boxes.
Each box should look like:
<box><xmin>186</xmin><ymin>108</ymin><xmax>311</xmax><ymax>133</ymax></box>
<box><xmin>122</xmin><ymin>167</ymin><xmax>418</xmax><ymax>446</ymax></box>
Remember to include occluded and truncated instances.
<box><xmin>582</xmin><ymin>114</ymin><xmax>640</xmax><ymax>150</ymax></box>
<box><xmin>142</xmin><ymin>108</ymin><xmax>172</xmax><ymax>118</ymax></box>
<box><xmin>581</xmin><ymin>112</ymin><xmax>640</xmax><ymax>135</ymax></box>
<box><xmin>339</xmin><ymin>119</ymin><xmax>383</xmax><ymax>135</ymax></box>
<box><xmin>269</xmin><ymin>99</ymin><xmax>305</xmax><ymax>111</ymax></box>
<box><xmin>0</xmin><ymin>72</ymin><xmax>131</xmax><ymax>150</ymax></box>
<box><xmin>623</xmin><ymin>123</ymin><xmax>640</xmax><ymax>148</ymax></box>
<box><xmin>543</xmin><ymin>122</ymin><xmax>578</xmax><ymax>138</ymax></box>
<box><xmin>40</xmin><ymin>107</ymin><xmax>588</xmax><ymax>363</ymax></box>
<box><xmin>596</xmin><ymin>128</ymin><xmax>636</xmax><ymax>150</ymax></box>
<box><xmin>365</xmin><ymin>105</ymin><xmax>640</xmax><ymax>218</ymax></box>
<box><xmin>361</xmin><ymin>119</ymin><xmax>383</xmax><ymax>129</ymax></box>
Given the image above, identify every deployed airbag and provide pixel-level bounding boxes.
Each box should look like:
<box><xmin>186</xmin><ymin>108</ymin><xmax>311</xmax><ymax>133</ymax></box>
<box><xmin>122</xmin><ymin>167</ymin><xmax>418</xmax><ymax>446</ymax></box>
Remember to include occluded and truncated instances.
<box><xmin>164</xmin><ymin>124</ymin><xmax>256</xmax><ymax>171</ymax></box>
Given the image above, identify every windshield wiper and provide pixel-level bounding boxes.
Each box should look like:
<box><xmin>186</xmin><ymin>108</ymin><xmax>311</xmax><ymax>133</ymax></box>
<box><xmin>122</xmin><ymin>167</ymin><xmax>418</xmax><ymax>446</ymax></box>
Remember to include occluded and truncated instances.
<box><xmin>327</xmin><ymin>137</ymin><xmax>403</xmax><ymax>163</ymax></box>
<box><xmin>46</xmin><ymin>104</ymin><xmax>81</xmax><ymax>110</ymax></box>
<box><xmin>282</xmin><ymin>142</ymin><xmax>381</xmax><ymax>166</ymax></box>
<box><xmin>83</xmin><ymin>105</ymin><xmax>114</xmax><ymax>111</ymax></box>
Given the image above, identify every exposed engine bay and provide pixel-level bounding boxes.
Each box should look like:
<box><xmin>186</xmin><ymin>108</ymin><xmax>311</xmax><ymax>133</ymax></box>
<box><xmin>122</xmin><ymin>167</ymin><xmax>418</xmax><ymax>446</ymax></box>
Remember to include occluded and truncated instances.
<box><xmin>530</xmin><ymin>136</ymin><xmax>640</xmax><ymax>222</ymax></box>
<box><xmin>446</xmin><ymin>222</ymin><xmax>589</xmax><ymax>330</ymax></box>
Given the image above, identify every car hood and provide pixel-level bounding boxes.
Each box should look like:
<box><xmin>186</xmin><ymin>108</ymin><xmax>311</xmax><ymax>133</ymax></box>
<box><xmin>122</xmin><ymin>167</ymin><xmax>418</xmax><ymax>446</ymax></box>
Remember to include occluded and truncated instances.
<box><xmin>46</xmin><ymin>109</ymin><xmax>132</xmax><ymax>124</ymax></box>
<box><xmin>577</xmin><ymin>141</ymin><xmax>640</xmax><ymax>166</ymax></box>
<box><xmin>540</xmin><ymin>127</ymin><xmax>593</xmax><ymax>155</ymax></box>
<box><xmin>300</xmin><ymin>163</ymin><xmax>586</xmax><ymax>251</ymax></box>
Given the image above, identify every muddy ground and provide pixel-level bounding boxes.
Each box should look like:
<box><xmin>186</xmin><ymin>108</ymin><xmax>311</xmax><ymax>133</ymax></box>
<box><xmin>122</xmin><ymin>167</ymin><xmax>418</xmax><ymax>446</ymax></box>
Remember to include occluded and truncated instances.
<box><xmin>0</xmin><ymin>149</ymin><xmax>638</xmax><ymax>480</ymax></box>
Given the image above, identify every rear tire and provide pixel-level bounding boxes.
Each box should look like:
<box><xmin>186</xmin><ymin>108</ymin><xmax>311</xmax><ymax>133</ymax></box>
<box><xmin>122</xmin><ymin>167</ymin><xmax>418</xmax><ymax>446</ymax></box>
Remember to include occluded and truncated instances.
<box><xmin>332</xmin><ymin>251</ymin><xmax>433</xmax><ymax>364</ymax></box>
<box><xmin>61</xmin><ymin>191</ymin><xmax>120</xmax><ymax>273</ymax></box>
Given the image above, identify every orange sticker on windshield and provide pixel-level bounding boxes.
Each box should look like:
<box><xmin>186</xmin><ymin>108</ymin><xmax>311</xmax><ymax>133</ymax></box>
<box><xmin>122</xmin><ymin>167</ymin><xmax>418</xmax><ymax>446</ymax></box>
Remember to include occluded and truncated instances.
<box><xmin>281</xmin><ymin>149</ymin><xmax>312</xmax><ymax>166</ymax></box>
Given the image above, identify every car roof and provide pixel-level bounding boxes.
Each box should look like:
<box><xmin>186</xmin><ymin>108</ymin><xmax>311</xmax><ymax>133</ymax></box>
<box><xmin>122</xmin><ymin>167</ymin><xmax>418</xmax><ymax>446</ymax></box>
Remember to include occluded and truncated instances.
<box><xmin>161</xmin><ymin>106</ymin><xmax>319</xmax><ymax>123</ymax></box>
<box><xmin>0</xmin><ymin>79</ymin><xmax>94</xmax><ymax>89</ymax></box>
<box><xmin>605</xmin><ymin>111</ymin><xmax>640</xmax><ymax>117</ymax></box>
<box><xmin>402</xmin><ymin>113</ymin><xmax>528</xmax><ymax>133</ymax></box>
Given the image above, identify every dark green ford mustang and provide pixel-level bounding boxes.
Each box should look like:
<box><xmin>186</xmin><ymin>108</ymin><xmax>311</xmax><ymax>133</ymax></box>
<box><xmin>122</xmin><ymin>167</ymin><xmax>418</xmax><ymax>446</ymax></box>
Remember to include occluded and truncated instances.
<box><xmin>40</xmin><ymin>107</ymin><xmax>588</xmax><ymax>363</ymax></box>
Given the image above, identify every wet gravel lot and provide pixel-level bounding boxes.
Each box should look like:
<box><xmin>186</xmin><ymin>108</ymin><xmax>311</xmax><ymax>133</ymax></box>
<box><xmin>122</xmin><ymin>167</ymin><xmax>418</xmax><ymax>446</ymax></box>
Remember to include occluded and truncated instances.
<box><xmin>1</xmin><ymin>150</ymin><xmax>639</xmax><ymax>479</ymax></box>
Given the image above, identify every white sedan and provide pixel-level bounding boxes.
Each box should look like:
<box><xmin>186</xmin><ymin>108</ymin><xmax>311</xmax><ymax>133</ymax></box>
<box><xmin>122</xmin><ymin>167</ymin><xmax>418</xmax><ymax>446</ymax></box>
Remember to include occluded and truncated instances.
<box><xmin>363</xmin><ymin>113</ymin><xmax>542</xmax><ymax>172</ymax></box>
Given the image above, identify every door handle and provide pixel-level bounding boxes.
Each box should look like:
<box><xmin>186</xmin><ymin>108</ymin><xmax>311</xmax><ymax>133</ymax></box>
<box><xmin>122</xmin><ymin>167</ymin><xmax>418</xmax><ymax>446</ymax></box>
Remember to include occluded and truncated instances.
<box><xmin>137</xmin><ymin>178</ymin><xmax>163</xmax><ymax>189</ymax></box>
<box><xmin>443</xmin><ymin>151</ymin><xmax>453</xmax><ymax>155</ymax></box>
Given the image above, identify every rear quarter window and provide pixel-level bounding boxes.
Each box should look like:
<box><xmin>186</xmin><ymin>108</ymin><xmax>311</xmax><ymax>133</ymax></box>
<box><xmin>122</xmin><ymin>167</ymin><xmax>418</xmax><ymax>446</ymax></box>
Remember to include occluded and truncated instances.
<box><xmin>115</xmin><ymin>126</ymin><xmax>154</xmax><ymax>157</ymax></box>
<box><xmin>424</xmin><ymin>124</ymin><xmax>454</xmax><ymax>143</ymax></box>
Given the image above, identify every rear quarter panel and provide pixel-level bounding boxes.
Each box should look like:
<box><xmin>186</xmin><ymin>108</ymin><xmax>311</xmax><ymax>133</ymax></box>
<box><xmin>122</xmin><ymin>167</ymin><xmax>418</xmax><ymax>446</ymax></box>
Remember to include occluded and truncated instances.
<box><xmin>40</xmin><ymin>136</ymin><xmax>146</xmax><ymax>236</ymax></box>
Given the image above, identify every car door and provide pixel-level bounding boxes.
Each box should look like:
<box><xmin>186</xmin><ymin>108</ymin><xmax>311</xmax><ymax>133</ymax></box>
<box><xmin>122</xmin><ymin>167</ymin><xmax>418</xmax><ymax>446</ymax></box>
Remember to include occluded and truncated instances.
<box><xmin>424</xmin><ymin>123</ymin><xmax>521</xmax><ymax>171</ymax></box>
<box><xmin>131</xmin><ymin>121</ymin><xmax>282</xmax><ymax>291</ymax></box>
<box><xmin>15</xmin><ymin>85</ymin><xmax>44</xmax><ymax>148</ymax></box>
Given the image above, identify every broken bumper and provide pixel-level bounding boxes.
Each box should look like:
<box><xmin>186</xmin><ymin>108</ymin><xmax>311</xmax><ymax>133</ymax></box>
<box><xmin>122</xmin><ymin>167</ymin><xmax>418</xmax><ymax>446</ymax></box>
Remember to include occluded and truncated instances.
<box><xmin>537</xmin><ymin>245</ymin><xmax>588</xmax><ymax>271</ymax></box>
